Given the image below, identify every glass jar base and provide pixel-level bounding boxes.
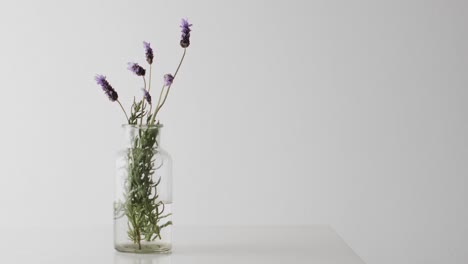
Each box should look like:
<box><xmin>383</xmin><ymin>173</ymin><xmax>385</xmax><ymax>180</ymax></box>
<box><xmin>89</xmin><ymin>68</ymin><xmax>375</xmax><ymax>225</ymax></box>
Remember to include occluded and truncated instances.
<box><xmin>115</xmin><ymin>243</ymin><xmax>172</xmax><ymax>254</ymax></box>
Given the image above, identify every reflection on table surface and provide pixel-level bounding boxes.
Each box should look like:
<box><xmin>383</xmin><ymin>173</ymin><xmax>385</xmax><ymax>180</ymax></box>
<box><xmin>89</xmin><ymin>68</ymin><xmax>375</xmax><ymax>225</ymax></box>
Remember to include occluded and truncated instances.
<box><xmin>0</xmin><ymin>226</ymin><xmax>364</xmax><ymax>264</ymax></box>
<box><xmin>115</xmin><ymin>252</ymin><xmax>172</xmax><ymax>264</ymax></box>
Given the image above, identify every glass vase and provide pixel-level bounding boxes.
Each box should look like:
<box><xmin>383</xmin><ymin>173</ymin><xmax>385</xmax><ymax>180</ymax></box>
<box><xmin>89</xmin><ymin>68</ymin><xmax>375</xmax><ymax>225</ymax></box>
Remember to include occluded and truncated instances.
<box><xmin>114</xmin><ymin>124</ymin><xmax>173</xmax><ymax>253</ymax></box>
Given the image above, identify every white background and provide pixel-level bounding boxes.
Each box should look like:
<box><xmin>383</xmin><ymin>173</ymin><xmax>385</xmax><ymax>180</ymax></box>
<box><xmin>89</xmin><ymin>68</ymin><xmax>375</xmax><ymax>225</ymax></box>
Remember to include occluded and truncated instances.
<box><xmin>0</xmin><ymin>0</ymin><xmax>467</xmax><ymax>263</ymax></box>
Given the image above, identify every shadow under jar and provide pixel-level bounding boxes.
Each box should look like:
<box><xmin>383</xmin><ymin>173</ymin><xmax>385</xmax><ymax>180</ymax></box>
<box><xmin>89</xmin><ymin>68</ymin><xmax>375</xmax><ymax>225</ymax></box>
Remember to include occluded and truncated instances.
<box><xmin>114</xmin><ymin>124</ymin><xmax>173</xmax><ymax>253</ymax></box>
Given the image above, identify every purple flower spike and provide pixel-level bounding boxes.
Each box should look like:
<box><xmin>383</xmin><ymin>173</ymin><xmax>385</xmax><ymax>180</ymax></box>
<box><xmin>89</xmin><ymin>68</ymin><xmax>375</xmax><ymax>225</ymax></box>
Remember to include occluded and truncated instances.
<box><xmin>95</xmin><ymin>75</ymin><xmax>118</xmax><ymax>102</ymax></box>
<box><xmin>143</xmin><ymin>41</ymin><xmax>154</xmax><ymax>64</ymax></box>
<box><xmin>142</xmin><ymin>88</ymin><xmax>152</xmax><ymax>105</ymax></box>
<box><xmin>164</xmin><ymin>74</ymin><xmax>174</xmax><ymax>86</ymax></box>
<box><xmin>180</xmin><ymin>18</ymin><xmax>192</xmax><ymax>48</ymax></box>
<box><xmin>127</xmin><ymin>62</ymin><xmax>146</xmax><ymax>76</ymax></box>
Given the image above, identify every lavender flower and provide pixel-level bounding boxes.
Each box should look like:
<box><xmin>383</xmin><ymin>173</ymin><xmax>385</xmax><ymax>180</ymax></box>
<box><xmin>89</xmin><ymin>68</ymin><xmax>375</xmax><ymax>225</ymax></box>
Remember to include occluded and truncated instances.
<box><xmin>127</xmin><ymin>62</ymin><xmax>146</xmax><ymax>76</ymax></box>
<box><xmin>180</xmin><ymin>18</ymin><xmax>192</xmax><ymax>48</ymax></box>
<box><xmin>143</xmin><ymin>41</ymin><xmax>154</xmax><ymax>64</ymax></box>
<box><xmin>95</xmin><ymin>75</ymin><xmax>118</xmax><ymax>101</ymax></box>
<box><xmin>164</xmin><ymin>74</ymin><xmax>174</xmax><ymax>86</ymax></box>
<box><xmin>142</xmin><ymin>88</ymin><xmax>152</xmax><ymax>105</ymax></box>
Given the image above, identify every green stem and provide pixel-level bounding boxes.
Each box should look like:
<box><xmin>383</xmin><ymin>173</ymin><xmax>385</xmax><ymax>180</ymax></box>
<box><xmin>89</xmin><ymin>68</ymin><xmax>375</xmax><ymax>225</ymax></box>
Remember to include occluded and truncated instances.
<box><xmin>147</xmin><ymin>65</ymin><xmax>153</xmax><ymax>122</ymax></box>
<box><xmin>152</xmin><ymin>85</ymin><xmax>166</xmax><ymax>124</ymax></box>
<box><xmin>140</xmin><ymin>76</ymin><xmax>147</xmax><ymax>125</ymax></box>
<box><xmin>152</xmin><ymin>48</ymin><xmax>187</xmax><ymax>122</ymax></box>
<box><xmin>132</xmin><ymin>213</ymin><xmax>142</xmax><ymax>250</ymax></box>
<box><xmin>117</xmin><ymin>100</ymin><xmax>130</xmax><ymax>123</ymax></box>
<box><xmin>148</xmin><ymin>64</ymin><xmax>152</xmax><ymax>92</ymax></box>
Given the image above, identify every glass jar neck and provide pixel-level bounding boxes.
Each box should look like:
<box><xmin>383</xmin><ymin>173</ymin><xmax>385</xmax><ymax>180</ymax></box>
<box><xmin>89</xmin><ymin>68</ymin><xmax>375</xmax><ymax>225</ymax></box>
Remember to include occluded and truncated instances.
<box><xmin>122</xmin><ymin>124</ymin><xmax>162</xmax><ymax>148</ymax></box>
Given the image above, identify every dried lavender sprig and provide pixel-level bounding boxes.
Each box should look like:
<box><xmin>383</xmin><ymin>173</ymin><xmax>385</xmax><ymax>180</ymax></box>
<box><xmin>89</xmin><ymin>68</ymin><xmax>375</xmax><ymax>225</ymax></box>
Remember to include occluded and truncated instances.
<box><xmin>142</xmin><ymin>88</ymin><xmax>152</xmax><ymax>105</ymax></box>
<box><xmin>180</xmin><ymin>18</ymin><xmax>192</xmax><ymax>48</ymax></box>
<box><xmin>95</xmin><ymin>74</ymin><xmax>118</xmax><ymax>101</ymax></box>
<box><xmin>143</xmin><ymin>41</ymin><xmax>154</xmax><ymax>64</ymax></box>
<box><xmin>127</xmin><ymin>62</ymin><xmax>146</xmax><ymax>76</ymax></box>
<box><xmin>164</xmin><ymin>74</ymin><xmax>174</xmax><ymax>86</ymax></box>
<box><xmin>94</xmin><ymin>75</ymin><xmax>129</xmax><ymax>122</ymax></box>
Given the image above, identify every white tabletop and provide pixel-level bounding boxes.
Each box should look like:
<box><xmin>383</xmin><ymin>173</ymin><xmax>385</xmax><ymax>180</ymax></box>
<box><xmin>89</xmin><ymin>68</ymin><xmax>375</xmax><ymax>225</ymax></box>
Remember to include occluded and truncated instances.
<box><xmin>0</xmin><ymin>226</ymin><xmax>364</xmax><ymax>264</ymax></box>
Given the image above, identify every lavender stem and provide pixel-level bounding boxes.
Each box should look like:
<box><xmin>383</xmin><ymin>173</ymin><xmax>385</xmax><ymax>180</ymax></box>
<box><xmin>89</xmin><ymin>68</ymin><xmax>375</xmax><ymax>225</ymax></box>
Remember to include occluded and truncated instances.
<box><xmin>117</xmin><ymin>100</ymin><xmax>130</xmax><ymax>123</ymax></box>
<box><xmin>152</xmin><ymin>48</ymin><xmax>187</xmax><ymax>121</ymax></box>
<box><xmin>140</xmin><ymin>76</ymin><xmax>147</xmax><ymax>125</ymax></box>
<box><xmin>154</xmin><ymin>85</ymin><xmax>166</xmax><ymax>118</ymax></box>
<box><xmin>148</xmin><ymin>64</ymin><xmax>152</xmax><ymax>92</ymax></box>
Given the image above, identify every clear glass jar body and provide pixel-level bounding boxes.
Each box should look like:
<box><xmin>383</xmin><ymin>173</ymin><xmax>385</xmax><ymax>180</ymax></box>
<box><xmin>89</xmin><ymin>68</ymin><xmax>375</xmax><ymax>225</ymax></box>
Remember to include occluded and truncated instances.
<box><xmin>114</xmin><ymin>125</ymin><xmax>173</xmax><ymax>253</ymax></box>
